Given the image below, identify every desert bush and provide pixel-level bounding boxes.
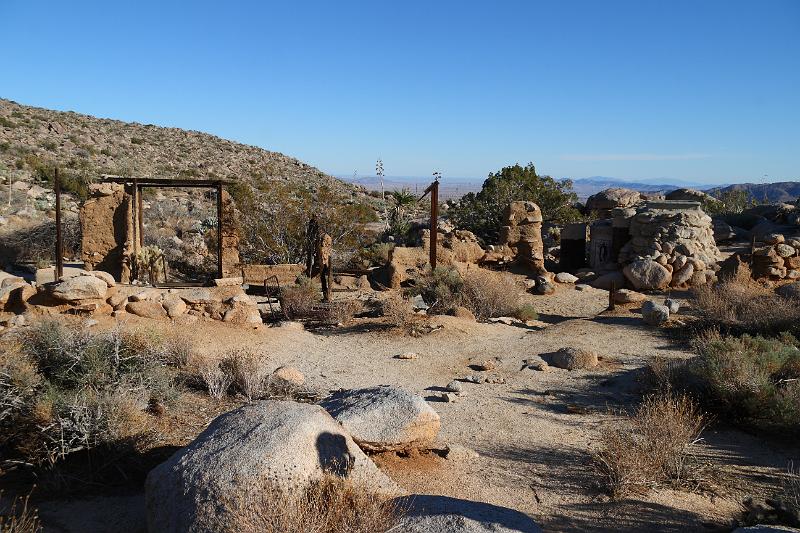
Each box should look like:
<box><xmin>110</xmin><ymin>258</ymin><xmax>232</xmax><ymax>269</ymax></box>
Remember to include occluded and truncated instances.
<box><xmin>350</xmin><ymin>242</ymin><xmax>394</xmax><ymax>269</ymax></box>
<box><xmin>414</xmin><ymin>267</ymin><xmax>525</xmax><ymax>319</ymax></box>
<box><xmin>779</xmin><ymin>464</ymin><xmax>800</xmax><ymax>523</ymax></box>
<box><xmin>227</xmin><ymin>475</ymin><xmax>403</xmax><ymax>533</ymax></box>
<box><xmin>461</xmin><ymin>270</ymin><xmax>525</xmax><ymax>319</ymax></box>
<box><xmin>0</xmin><ymin>491</ymin><xmax>41</xmax><ymax>533</ymax></box>
<box><xmin>693</xmin><ymin>266</ymin><xmax>800</xmax><ymax>336</ymax></box>
<box><xmin>0</xmin><ymin>320</ymin><xmax>180</xmax><ymax>467</ymax></box>
<box><xmin>593</xmin><ymin>392</ymin><xmax>705</xmax><ymax>498</ymax></box>
<box><xmin>281</xmin><ymin>276</ymin><xmax>319</xmax><ymax>319</ymax></box>
<box><xmin>513</xmin><ymin>303</ymin><xmax>539</xmax><ymax>321</ymax></box>
<box><xmin>380</xmin><ymin>293</ymin><xmax>416</xmax><ymax>331</ymax></box>
<box><xmin>448</xmin><ymin>163</ymin><xmax>581</xmax><ymax>244</ymax></box>
<box><xmin>323</xmin><ymin>300</ymin><xmax>362</xmax><ymax>325</ymax></box>
<box><xmin>221</xmin><ymin>349</ymin><xmax>270</xmax><ymax>402</ymax></box>
<box><xmin>0</xmin><ymin>217</ymin><xmax>81</xmax><ymax>266</ymax></box>
<box><xmin>194</xmin><ymin>356</ymin><xmax>233</xmax><ymax>399</ymax></box>
<box><xmin>686</xmin><ymin>332</ymin><xmax>800</xmax><ymax>433</ymax></box>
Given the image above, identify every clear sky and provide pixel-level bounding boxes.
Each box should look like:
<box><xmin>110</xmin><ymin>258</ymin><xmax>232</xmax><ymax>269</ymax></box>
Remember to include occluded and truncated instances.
<box><xmin>1</xmin><ymin>1</ymin><xmax>798</xmax><ymax>184</ymax></box>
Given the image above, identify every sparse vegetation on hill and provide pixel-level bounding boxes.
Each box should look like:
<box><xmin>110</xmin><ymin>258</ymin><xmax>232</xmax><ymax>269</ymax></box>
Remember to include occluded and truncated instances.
<box><xmin>0</xmin><ymin>98</ymin><xmax>355</xmax><ymax>195</ymax></box>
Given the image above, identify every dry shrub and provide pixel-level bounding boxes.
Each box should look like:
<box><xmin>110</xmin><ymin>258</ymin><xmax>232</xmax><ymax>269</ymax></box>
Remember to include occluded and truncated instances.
<box><xmin>694</xmin><ymin>264</ymin><xmax>800</xmax><ymax>336</ymax></box>
<box><xmin>461</xmin><ymin>269</ymin><xmax>525</xmax><ymax>319</ymax></box>
<box><xmin>380</xmin><ymin>293</ymin><xmax>417</xmax><ymax>331</ymax></box>
<box><xmin>0</xmin><ymin>491</ymin><xmax>41</xmax><ymax>533</ymax></box>
<box><xmin>686</xmin><ymin>331</ymin><xmax>800</xmax><ymax>433</ymax></box>
<box><xmin>0</xmin><ymin>319</ymin><xmax>177</xmax><ymax>468</ymax></box>
<box><xmin>323</xmin><ymin>300</ymin><xmax>362</xmax><ymax>325</ymax></box>
<box><xmin>281</xmin><ymin>276</ymin><xmax>319</xmax><ymax>319</ymax></box>
<box><xmin>780</xmin><ymin>464</ymin><xmax>800</xmax><ymax>521</ymax></box>
<box><xmin>221</xmin><ymin>349</ymin><xmax>270</xmax><ymax>402</ymax></box>
<box><xmin>413</xmin><ymin>267</ymin><xmax>526</xmax><ymax>320</ymax></box>
<box><xmin>194</xmin><ymin>356</ymin><xmax>232</xmax><ymax>399</ymax></box>
<box><xmin>593</xmin><ymin>392</ymin><xmax>706</xmax><ymax>498</ymax></box>
<box><xmin>226</xmin><ymin>475</ymin><xmax>402</xmax><ymax>533</ymax></box>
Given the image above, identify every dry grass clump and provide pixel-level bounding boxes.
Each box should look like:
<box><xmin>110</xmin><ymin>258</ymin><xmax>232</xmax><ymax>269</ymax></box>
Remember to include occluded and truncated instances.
<box><xmin>221</xmin><ymin>349</ymin><xmax>270</xmax><ymax>402</ymax></box>
<box><xmin>461</xmin><ymin>269</ymin><xmax>526</xmax><ymax>319</ymax></box>
<box><xmin>226</xmin><ymin>475</ymin><xmax>403</xmax><ymax>533</ymax></box>
<box><xmin>0</xmin><ymin>491</ymin><xmax>41</xmax><ymax>533</ymax></box>
<box><xmin>322</xmin><ymin>300</ymin><xmax>362</xmax><ymax>325</ymax></box>
<box><xmin>593</xmin><ymin>392</ymin><xmax>706</xmax><ymax>498</ymax></box>
<box><xmin>0</xmin><ymin>319</ymin><xmax>180</xmax><ymax>468</ymax></box>
<box><xmin>694</xmin><ymin>264</ymin><xmax>800</xmax><ymax>336</ymax></box>
<box><xmin>413</xmin><ymin>267</ymin><xmax>531</xmax><ymax>320</ymax></box>
<box><xmin>281</xmin><ymin>276</ymin><xmax>319</xmax><ymax>319</ymax></box>
<box><xmin>380</xmin><ymin>293</ymin><xmax>417</xmax><ymax>332</ymax></box>
<box><xmin>193</xmin><ymin>355</ymin><xmax>233</xmax><ymax>399</ymax></box>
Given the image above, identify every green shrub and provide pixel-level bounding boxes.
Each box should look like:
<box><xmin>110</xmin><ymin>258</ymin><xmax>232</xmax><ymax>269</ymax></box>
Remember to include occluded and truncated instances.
<box><xmin>689</xmin><ymin>332</ymin><xmax>800</xmax><ymax>433</ymax></box>
<box><xmin>514</xmin><ymin>303</ymin><xmax>539</xmax><ymax>321</ymax></box>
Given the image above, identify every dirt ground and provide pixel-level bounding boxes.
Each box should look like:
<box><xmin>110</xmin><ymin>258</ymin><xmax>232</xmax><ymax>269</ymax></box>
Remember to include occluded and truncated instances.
<box><xmin>16</xmin><ymin>283</ymin><xmax>800</xmax><ymax>532</ymax></box>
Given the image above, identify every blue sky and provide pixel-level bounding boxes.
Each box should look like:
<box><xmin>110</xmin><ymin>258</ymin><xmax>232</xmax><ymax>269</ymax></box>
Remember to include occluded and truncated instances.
<box><xmin>1</xmin><ymin>1</ymin><xmax>798</xmax><ymax>185</ymax></box>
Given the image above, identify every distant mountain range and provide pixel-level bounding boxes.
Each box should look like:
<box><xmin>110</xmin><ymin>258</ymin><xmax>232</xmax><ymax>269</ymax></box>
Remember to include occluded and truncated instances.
<box><xmin>343</xmin><ymin>174</ymin><xmax>800</xmax><ymax>203</ymax></box>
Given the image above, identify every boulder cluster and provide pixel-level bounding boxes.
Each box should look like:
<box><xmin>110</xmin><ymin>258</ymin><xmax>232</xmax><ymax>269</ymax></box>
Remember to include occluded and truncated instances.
<box><xmin>618</xmin><ymin>201</ymin><xmax>721</xmax><ymax>290</ymax></box>
<box><xmin>0</xmin><ymin>268</ymin><xmax>262</xmax><ymax>326</ymax></box>
<box><xmin>751</xmin><ymin>234</ymin><xmax>800</xmax><ymax>281</ymax></box>
<box><xmin>493</xmin><ymin>201</ymin><xmax>546</xmax><ymax>274</ymax></box>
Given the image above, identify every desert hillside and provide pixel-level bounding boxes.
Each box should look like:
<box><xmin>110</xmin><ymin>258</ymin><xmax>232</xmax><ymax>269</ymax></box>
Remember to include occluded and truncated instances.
<box><xmin>0</xmin><ymin>97</ymin><xmax>356</xmax><ymax>195</ymax></box>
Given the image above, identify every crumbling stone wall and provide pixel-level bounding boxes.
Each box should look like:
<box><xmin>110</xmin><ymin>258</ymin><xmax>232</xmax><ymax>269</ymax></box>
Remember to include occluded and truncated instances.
<box><xmin>618</xmin><ymin>200</ymin><xmax>721</xmax><ymax>288</ymax></box>
<box><xmin>220</xmin><ymin>189</ymin><xmax>241</xmax><ymax>277</ymax></box>
<box><xmin>80</xmin><ymin>183</ymin><xmax>131</xmax><ymax>281</ymax></box>
<box><xmin>387</xmin><ymin>229</ymin><xmax>486</xmax><ymax>288</ymax></box>
<box><xmin>497</xmin><ymin>201</ymin><xmax>546</xmax><ymax>275</ymax></box>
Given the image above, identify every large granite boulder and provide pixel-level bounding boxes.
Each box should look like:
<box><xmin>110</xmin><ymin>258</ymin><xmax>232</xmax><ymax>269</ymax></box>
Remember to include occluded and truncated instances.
<box><xmin>623</xmin><ymin>259</ymin><xmax>672</xmax><ymax>291</ymax></box>
<box><xmin>145</xmin><ymin>401</ymin><xmax>397</xmax><ymax>533</ymax></box>
<box><xmin>321</xmin><ymin>386</ymin><xmax>440</xmax><ymax>452</ymax></box>
<box><xmin>585</xmin><ymin>188</ymin><xmax>642</xmax><ymax>218</ymax></box>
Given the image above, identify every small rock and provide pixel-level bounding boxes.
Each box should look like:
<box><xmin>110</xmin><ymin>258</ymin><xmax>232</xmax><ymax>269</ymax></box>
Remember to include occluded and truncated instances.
<box><xmin>84</xmin><ymin>318</ymin><xmax>99</xmax><ymax>327</ymax></box>
<box><xmin>439</xmin><ymin>392</ymin><xmax>459</xmax><ymax>403</ymax></box>
<box><xmin>764</xmin><ymin>233</ymin><xmax>785</xmax><ymax>245</ymax></box>
<box><xmin>776</xmin><ymin>243</ymin><xmax>796</xmax><ymax>258</ymax></box>
<box><xmin>276</xmin><ymin>320</ymin><xmax>304</xmax><ymax>330</ymax></box>
<box><xmin>613</xmin><ymin>288</ymin><xmax>646</xmax><ymax>304</ymax></box>
<box><xmin>444</xmin><ymin>444</ymin><xmax>479</xmax><ymax>461</ymax></box>
<box><xmin>471</xmin><ymin>359</ymin><xmax>497</xmax><ymax>371</ymax></box>
<box><xmin>550</xmin><ymin>347</ymin><xmax>598</xmax><ymax>370</ymax></box>
<box><xmin>464</xmin><ymin>375</ymin><xmax>481</xmax><ymax>384</ymax></box>
<box><xmin>554</xmin><ymin>272</ymin><xmax>578</xmax><ymax>284</ymax></box>
<box><xmin>642</xmin><ymin>300</ymin><xmax>670</xmax><ymax>326</ymax></box>
<box><xmin>271</xmin><ymin>366</ymin><xmax>305</xmax><ymax>388</ymax></box>
<box><xmin>664</xmin><ymin>298</ymin><xmax>681</xmax><ymax>314</ymax></box>
<box><xmin>445</xmin><ymin>380</ymin><xmax>463</xmax><ymax>393</ymax></box>
<box><xmin>452</xmin><ymin>306</ymin><xmax>476</xmax><ymax>320</ymax></box>
<box><xmin>534</xmin><ymin>281</ymin><xmax>555</xmax><ymax>295</ymax></box>
<box><xmin>575</xmin><ymin>284</ymin><xmax>590</xmax><ymax>291</ymax></box>
<box><xmin>411</xmin><ymin>295</ymin><xmax>429</xmax><ymax>311</ymax></box>
<box><xmin>126</xmin><ymin>301</ymin><xmax>167</xmax><ymax>319</ymax></box>
<box><xmin>395</xmin><ymin>352</ymin><xmax>419</xmax><ymax>360</ymax></box>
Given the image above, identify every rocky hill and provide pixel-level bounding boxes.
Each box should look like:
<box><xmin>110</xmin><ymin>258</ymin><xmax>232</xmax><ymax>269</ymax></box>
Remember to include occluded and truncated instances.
<box><xmin>706</xmin><ymin>181</ymin><xmax>800</xmax><ymax>204</ymax></box>
<box><xmin>0</xmin><ymin>98</ymin><xmax>359</xmax><ymax>197</ymax></box>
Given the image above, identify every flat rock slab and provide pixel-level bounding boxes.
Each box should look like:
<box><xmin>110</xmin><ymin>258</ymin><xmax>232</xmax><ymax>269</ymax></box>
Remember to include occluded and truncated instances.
<box><xmin>321</xmin><ymin>386</ymin><xmax>440</xmax><ymax>452</ymax></box>
<box><xmin>395</xmin><ymin>495</ymin><xmax>542</xmax><ymax>533</ymax></box>
<box><xmin>145</xmin><ymin>400</ymin><xmax>398</xmax><ymax>533</ymax></box>
<box><xmin>50</xmin><ymin>275</ymin><xmax>107</xmax><ymax>302</ymax></box>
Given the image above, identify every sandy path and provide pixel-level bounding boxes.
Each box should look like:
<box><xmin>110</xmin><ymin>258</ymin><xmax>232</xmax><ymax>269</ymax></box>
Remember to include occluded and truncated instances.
<box><xmin>32</xmin><ymin>285</ymin><xmax>800</xmax><ymax>532</ymax></box>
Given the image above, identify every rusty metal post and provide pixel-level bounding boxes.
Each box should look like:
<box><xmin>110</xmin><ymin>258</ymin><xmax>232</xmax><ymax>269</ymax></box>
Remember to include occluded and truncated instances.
<box><xmin>216</xmin><ymin>182</ymin><xmax>223</xmax><ymax>279</ymax></box>
<box><xmin>54</xmin><ymin>167</ymin><xmax>64</xmax><ymax>280</ymax></box>
<box><xmin>608</xmin><ymin>280</ymin><xmax>616</xmax><ymax>311</ymax></box>
<box><xmin>136</xmin><ymin>182</ymin><xmax>144</xmax><ymax>249</ymax></box>
<box><xmin>429</xmin><ymin>180</ymin><xmax>439</xmax><ymax>270</ymax></box>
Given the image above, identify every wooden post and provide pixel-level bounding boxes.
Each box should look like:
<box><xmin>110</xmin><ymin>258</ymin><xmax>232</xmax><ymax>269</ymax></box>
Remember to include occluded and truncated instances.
<box><xmin>54</xmin><ymin>167</ymin><xmax>64</xmax><ymax>280</ymax></box>
<box><xmin>216</xmin><ymin>182</ymin><xmax>223</xmax><ymax>279</ymax></box>
<box><xmin>608</xmin><ymin>280</ymin><xmax>616</xmax><ymax>311</ymax></box>
<box><xmin>429</xmin><ymin>180</ymin><xmax>439</xmax><ymax>271</ymax></box>
<box><xmin>136</xmin><ymin>182</ymin><xmax>144</xmax><ymax>249</ymax></box>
